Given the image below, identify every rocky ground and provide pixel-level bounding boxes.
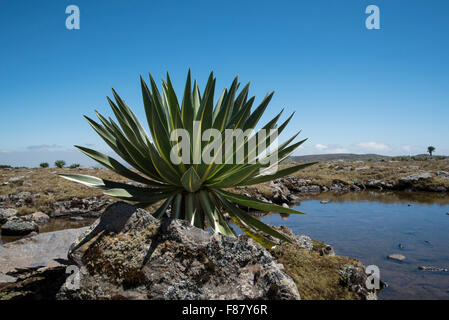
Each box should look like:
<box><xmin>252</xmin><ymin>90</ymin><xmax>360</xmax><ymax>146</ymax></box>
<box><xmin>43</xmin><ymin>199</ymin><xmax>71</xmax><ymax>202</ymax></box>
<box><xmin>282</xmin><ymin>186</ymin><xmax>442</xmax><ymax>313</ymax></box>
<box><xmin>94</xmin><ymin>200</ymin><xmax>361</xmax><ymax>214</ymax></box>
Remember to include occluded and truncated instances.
<box><xmin>1</xmin><ymin>159</ymin><xmax>448</xmax><ymax>238</ymax></box>
<box><xmin>0</xmin><ymin>160</ymin><xmax>446</xmax><ymax>299</ymax></box>
<box><xmin>0</xmin><ymin>202</ymin><xmax>380</xmax><ymax>300</ymax></box>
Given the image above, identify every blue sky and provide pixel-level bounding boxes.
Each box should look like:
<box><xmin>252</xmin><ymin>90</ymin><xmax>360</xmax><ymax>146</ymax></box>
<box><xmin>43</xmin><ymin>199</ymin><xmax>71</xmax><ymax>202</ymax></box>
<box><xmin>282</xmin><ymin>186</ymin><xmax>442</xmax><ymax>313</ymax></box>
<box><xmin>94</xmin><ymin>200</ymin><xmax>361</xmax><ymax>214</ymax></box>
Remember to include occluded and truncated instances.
<box><xmin>1</xmin><ymin>0</ymin><xmax>448</xmax><ymax>167</ymax></box>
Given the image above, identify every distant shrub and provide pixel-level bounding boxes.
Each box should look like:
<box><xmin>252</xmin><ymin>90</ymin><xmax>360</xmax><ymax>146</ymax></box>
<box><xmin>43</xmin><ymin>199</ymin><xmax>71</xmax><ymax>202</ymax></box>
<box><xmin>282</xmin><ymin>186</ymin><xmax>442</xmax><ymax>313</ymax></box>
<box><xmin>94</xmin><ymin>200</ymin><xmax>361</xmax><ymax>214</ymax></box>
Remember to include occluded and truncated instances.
<box><xmin>54</xmin><ymin>160</ymin><xmax>66</xmax><ymax>168</ymax></box>
<box><xmin>69</xmin><ymin>163</ymin><xmax>80</xmax><ymax>169</ymax></box>
<box><xmin>0</xmin><ymin>164</ymin><xmax>12</xmax><ymax>169</ymax></box>
<box><xmin>40</xmin><ymin>162</ymin><xmax>49</xmax><ymax>168</ymax></box>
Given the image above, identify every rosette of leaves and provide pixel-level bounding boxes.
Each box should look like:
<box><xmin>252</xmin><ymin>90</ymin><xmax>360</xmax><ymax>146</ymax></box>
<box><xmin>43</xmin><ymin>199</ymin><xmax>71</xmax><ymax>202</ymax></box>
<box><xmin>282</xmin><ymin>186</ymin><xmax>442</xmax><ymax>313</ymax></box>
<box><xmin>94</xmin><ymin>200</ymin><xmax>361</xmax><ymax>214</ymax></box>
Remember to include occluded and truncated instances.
<box><xmin>59</xmin><ymin>71</ymin><xmax>315</xmax><ymax>248</ymax></box>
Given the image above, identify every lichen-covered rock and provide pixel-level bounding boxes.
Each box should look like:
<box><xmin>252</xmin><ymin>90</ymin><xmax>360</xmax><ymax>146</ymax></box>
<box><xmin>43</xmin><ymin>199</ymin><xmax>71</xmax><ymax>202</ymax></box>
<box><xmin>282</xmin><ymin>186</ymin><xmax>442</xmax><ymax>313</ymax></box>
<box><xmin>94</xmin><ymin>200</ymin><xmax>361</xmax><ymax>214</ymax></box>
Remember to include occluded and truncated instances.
<box><xmin>0</xmin><ymin>208</ymin><xmax>17</xmax><ymax>224</ymax></box>
<box><xmin>399</xmin><ymin>172</ymin><xmax>432</xmax><ymax>183</ymax></box>
<box><xmin>292</xmin><ymin>234</ymin><xmax>313</xmax><ymax>251</ymax></box>
<box><xmin>338</xmin><ymin>265</ymin><xmax>378</xmax><ymax>300</ymax></box>
<box><xmin>52</xmin><ymin>196</ymin><xmax>113</xmax><ymax>218</ymax></box>
<box><xmin>23</xmin><ymin>212</ymin><xmax>50</xmax><ymax>225</ymax></box>
<box><xmin>58</xmin><ymin>202</ymin><xmax>300</xmax><ymax>300</ymax></box>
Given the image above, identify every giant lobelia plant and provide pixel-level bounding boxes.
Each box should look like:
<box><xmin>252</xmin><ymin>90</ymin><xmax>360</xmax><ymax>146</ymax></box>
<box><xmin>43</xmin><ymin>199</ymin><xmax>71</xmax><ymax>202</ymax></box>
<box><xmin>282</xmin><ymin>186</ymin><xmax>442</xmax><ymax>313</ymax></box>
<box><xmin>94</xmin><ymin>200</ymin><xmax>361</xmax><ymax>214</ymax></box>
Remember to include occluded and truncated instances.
<box><xmin>59</xmin><ymin>71</ymin><xmax>315</xmax><ymax>248</ymax></box>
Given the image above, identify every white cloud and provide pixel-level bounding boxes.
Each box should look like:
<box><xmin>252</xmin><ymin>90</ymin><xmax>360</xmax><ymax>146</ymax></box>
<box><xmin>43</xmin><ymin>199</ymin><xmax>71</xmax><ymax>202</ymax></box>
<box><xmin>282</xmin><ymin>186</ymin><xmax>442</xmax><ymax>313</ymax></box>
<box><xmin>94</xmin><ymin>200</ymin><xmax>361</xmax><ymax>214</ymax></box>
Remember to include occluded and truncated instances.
<box><xmin>329</xmin><ymin>147</ymin><xmax>349</xmax><ymax>153</ymax></box>
<box><xmin>356</xmin><ymin>142</ymin><xmax>390</xmax><ymax>151</ymax></box>
<box><xmin>315</xmin><ymin>144</ymin><xmax>328</xmax><ymax>151</ymax></box>
<box><xmin>26</xmin><ymin>144</ymin><xmax>63</xmax><ymax>151</ymax></box>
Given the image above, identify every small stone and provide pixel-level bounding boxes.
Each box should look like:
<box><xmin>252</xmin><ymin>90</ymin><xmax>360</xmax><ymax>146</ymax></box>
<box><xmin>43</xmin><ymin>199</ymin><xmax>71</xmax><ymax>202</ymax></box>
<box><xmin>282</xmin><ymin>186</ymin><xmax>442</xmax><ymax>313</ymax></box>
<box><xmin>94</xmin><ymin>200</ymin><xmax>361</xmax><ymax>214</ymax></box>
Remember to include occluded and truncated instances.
<box><xmin>282</xmin><ymin>203</ymin><xmax>289</xmax><ymax>208</ymax></box>
<box><xmin>387</xmin><ymin>254</ymin><xmax>406</xmax><ymax>262</ymax></box>
<box><xmin>320</xmin><ymin>245</ymin><xmax>335</xmax><ymax>256</ymax></box>
<box><xmin>0</xmin><ymin>208</ymin><xmax>17</xmax><ymax>224</ymax></box>
<box><xmin>418</xmin><ymin>266</ymin><xmax>448</xmax><ymax>272</ymax></box>
<box><xmin>320</xmin><ymin>200</ymin><xmax>329</xmax><ymax>204</ymax></box>
<box><xmin>69</xmin><ymin>216</ymin><xmax>85</xmax><ymax>221</ymax></box>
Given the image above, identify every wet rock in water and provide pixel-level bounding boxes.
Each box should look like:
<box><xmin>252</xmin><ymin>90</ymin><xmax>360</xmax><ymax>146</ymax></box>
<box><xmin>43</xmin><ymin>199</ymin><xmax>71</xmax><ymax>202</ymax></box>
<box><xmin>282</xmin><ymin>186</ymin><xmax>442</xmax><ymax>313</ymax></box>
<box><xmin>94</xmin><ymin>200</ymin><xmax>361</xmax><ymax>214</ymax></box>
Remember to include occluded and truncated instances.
<box><xmin>58</xmin><ymin>202</ymin><xmax>300</xmax><ymax>300</ymax></box>
<box><xmin>418</xmin><ymin>266</ymin><xmax>448</xmax><ymax>272</ymax></box>
<box><xmin>1</xmin><ymin>217</ymin><xmax>38</xmax><ymax>236</ymax></box>
<box><xmin>399</xmin><ymin>172</ymin><xmax>432</xmax><ymax>183</ymax></box>
<box><xmin>320</xmin><ymin>200</ymin><xmax>329</xmax><ymax>204</ymax></box>
<box><xmin>398</xmin><ymin>244</ymin><xmax>404</xmax><ymax>249</ymax></box>
<box><xmin>22</xmin><ymin>212</ymin><xmax>50</xmax><ymax>225</ymax></box>
<box><xmin>69</xmin><ymin>216</ymin><xmax>85</xmax><ymax>221</ymax></box>
<box><xmin>0</xmin><ymin>208</ymin><xmax>17</xmax><ymax>224</ymax></box>
<box><xmin>387</xmin><ymin>254</ymin><xmax>406</xmax><ymax>262</ymax></box>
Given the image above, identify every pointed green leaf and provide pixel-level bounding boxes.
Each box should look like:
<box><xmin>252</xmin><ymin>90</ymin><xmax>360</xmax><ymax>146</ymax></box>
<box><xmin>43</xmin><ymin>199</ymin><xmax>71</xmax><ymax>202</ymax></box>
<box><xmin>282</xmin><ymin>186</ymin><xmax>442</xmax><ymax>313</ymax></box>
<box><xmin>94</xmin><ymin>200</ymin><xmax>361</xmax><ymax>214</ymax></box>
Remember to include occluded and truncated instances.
<box><xmin>215</xmin><ymin>189</ymin><xmax>305</xmax><ymax>214</ymax></box>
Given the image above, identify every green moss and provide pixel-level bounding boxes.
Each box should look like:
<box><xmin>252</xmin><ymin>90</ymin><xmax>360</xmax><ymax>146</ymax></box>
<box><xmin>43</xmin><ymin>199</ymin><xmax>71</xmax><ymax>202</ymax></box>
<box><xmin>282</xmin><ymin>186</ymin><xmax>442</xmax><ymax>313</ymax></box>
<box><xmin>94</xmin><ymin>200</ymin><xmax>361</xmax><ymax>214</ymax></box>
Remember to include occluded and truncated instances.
<box><xmin>81</xmin><ymin>225</ymin><xmax>159</xmax><ymax>288</ymax></box>
<box><xmin>270</xmin><ymin>242</ymin><xmax>362</xmax><ymax>300</ymax></box>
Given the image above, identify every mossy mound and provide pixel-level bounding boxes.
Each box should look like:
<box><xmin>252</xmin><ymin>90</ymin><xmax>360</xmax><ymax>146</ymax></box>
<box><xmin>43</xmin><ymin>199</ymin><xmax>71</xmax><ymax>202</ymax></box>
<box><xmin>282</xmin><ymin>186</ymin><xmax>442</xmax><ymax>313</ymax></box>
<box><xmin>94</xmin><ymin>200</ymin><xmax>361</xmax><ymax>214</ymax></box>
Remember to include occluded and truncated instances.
<box><xmin>269</xmin><ymin>227</ymin><xmax>376</xmax><ymax>300</ymax></box>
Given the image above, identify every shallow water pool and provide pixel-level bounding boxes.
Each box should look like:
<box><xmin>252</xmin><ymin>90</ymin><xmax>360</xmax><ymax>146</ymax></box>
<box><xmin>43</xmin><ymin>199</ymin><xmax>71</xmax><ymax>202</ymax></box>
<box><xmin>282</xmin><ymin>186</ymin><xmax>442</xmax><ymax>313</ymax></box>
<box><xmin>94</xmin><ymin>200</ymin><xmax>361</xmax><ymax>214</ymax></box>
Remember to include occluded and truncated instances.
<box><xmin>261</xmin><ymin>191</ymin><xmax>449</xmax><ymax>299</ymax></box>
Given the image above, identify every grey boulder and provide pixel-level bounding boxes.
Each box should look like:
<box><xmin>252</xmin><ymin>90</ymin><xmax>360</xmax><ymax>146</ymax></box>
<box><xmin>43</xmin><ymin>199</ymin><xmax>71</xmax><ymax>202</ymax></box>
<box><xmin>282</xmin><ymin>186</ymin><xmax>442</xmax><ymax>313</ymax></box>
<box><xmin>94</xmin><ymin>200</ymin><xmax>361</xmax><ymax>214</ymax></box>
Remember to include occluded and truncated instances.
<box><xmin>22</xmin><ymin>212</ymin><xmax>50</xmax><ymax>225</ymax></box>
<box><xmin>0</xmin><ymin>208</ymin><xmax>17</xmax><ymax>224</ymax></box>
<box><xmin>1</xmin><ymin>217</ymin><xmax>38</xmax><ymax>236</ymax></box>
<box><xmin>58</xmin><ymin>202</ymin><xmax>300</xmax><ymax>300</ymax></box>
<box><xmin>399</xmin><ymin>172</ymin><xmax>432</xmax><ymax>182</ymax></box>
<box><xmin>0</xmin><ymin>227</ymin><xmax>89</xmax><ymax>275</ymax></box>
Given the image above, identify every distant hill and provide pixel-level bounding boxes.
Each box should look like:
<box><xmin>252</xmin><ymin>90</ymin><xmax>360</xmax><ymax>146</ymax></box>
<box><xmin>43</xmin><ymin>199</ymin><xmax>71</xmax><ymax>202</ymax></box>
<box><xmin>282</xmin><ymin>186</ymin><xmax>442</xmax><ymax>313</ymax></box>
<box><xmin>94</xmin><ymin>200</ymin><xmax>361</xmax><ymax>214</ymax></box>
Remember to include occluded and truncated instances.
<box><xmin>287</xmin><ymin>153</ymin><xmax>449</xmax><ymax>163</ymax></box>
<box><xmin>287</xmin><ymin>153</ymin><xmax>390</xmax><ymax>163</ymax></box>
